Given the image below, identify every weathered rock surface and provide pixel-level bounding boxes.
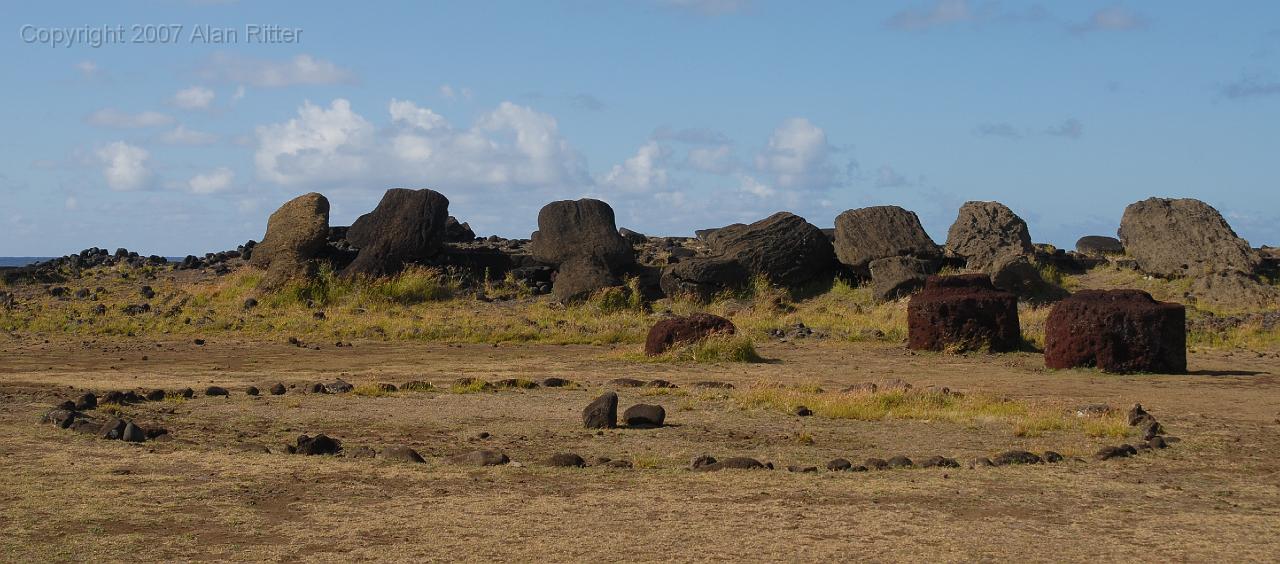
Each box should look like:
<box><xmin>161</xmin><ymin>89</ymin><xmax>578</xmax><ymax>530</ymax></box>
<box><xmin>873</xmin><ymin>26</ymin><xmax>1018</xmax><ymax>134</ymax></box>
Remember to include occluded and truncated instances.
<box><xmin>868</xmin><ymin>256</ymin><xmax>936</xmax><ymax>302</ymax></box>
<box><xmin>249</xmin><ymin>193</ymin><xmax>330</xmax><ymax>288</ymax></box>
<box><xmin>1118</xmin><ymin>197</ymin><xmax>1259</xmax><ymax>279</ymax></box>
<box><xmin>344</xmin><ymin>188</ymin><xmax>450</xmax><ymax>277</ymax></box>
<box><xmin>986</xmin><ymin>253</ymin><xmax>1066</xmax><ymax>302</ymax></box>
<box><xmin>945</xmin><ymin>201</ymin><xmax>1034</xmax><ymax>270</ymax></box>
<box><xmin>907</xmin><ymin>274</ymin><xmax>1021</xmax><ymax>353</ymax></box>
<box><xmin>529</xmin><ymin>199</ymin><xmax>634</xmax><ymax>301</ymax></box>
<box><xmin>833</xmin><ymin>205</ymin><xmax>941</xmax><ymax>274</ymax></box>
<box><xmin>1187</xmin><ymin>270</ymin><xmax>1279</xmax><ymax>311</ymax></box>
<box><xmin>661</xmin><ymin>212</ymin><xmax>835</xmax><ymax>299</ymax></box>
<box><xmin>1045</xmin><ymin>289</ymin><xmax>1186</xmax><ymax>373</ymax></box>
<box><xmin>622</xmin><ymin>404</ymin><xmax>666</xmax><ymax>427</ymax></box>
<box><xmin>1075</xmin><ymin>236</ymin><xmax>1124</xmax><ymax>257</ymax></box>
<box><xmin>448</xmin><ymin>449</ymin><xmax>509</xmax><ymax>466</ymax></box>
<box><xmin>644</xmin><ymin>313</ymin><xmax>736</xmax><ymax>356</ymax></box>
<box><xmin>582</xmin><ymin>392</ymin><xmax>618</xmax><ymax>429</ymax></box>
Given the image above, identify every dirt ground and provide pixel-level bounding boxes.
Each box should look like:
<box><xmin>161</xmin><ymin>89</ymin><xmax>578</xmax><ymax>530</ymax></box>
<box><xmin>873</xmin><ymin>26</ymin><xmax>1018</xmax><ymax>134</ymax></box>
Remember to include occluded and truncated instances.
<box><xmin>1</xmin><ymin>336</ymin><xmax>1279</xmax><ymax>562</ymax></box>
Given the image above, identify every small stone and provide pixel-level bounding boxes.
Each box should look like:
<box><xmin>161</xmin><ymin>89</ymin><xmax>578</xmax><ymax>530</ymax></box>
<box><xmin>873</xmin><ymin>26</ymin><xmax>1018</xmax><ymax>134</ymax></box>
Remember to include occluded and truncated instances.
<box><xmin>379</xmin><ymin>446</ymin><xmax>425</xmax><ymax>463</ymax></box>
<box><xmin>1148</xmin><ymin>436</ymin><xmax>1168</xmax><ymax>449</ymax></box>
<box><xmin>886</xmin><ymin>455</ymin><xmax>914</xmax><ymax>469</ymax></box>
<box><xmin>270</xmin><ymin>383</ymin><xmax>286</xmax><ymax>395</ymax></box>
<box><xmin>970</xmin><ymin>457</ymin><xmax>994</xmax><ymax>468</ymax></box>
<box><xmin>541</xmin><ymin>377</ymin><xmax>571</xmax><ymax>387</ymax></box>
<box><xmin>74</xmin><ymin>393</ymin><xmax>97</xmax><ymax>411</ymax></box>
<box><xmin>121</xmin><ymin>422</ymin><xmax>146</xmax><ymax>443</ymax></box>
<box><xmin>794</xmin><ymin>405</ymin><xmax>813</xmax><ymax>417</ymax></box>
<box><xmin>1095</xmin><ymin>445</ymin><xmax>1133</xmax><ymax>461</ymax></box>
<box><xmin>547</xmin><ymin>453</ymin><xmax>586</xmax><ymax>468</ymax></box>
<box><xmin>1042</xmin><ymin>451</ymin><xmax>1065</xmax><ymax>463</ymax></box>
<box><xmin>826</xmin><ymin>458</ymin><xmax>853</xmax><ymax>471</ymax></box>
<box><xmin>246</xmin><ymin>386</ymin><xmax>260</xmax><ymax>396</ymax></box>
<box><xmin>919</xmin><ymin>456</ymin><xmax>960</xmax><ymax>468</ymax></box>
<box><xmin>583</xmin><ymin>392</ymin><xmax>618</xmax><ymax>429</ymax></box>
<box><xmin>863</xmin><ymin>458</ymin><xmax>890</xmax><ymax>470</ymax></box>
<box><xmin>991</xmin><ymin>450</ymin><xmax>1043</xmax><ymax>466</ymax></box>
<box><xmin>145</xmin><ymin>389</ymin><xmax>166</xmax><ymax>402</ymax></box>
<box><xmin>787</xmin><ymin>465</ymin><xmax>818</xmax><ymax>473</ymax></box>
<box><xmin>448</xmin><ymin>449</ymin><xmax>509</xmax><ymax>466</ymax></box>
<box><xmin>622</xmin><ymin>404</ymin><xmax>666</xmax><ymax>427</ymax></box>
<box><xmin>695</xmin><ymin>457</ymin><xmax>766</xmax><ymax>472</ymax></box>
<box><xmin>205</xmin><ymin>386</ymin><xmax>229</xmax><ymax>397</ymax></box>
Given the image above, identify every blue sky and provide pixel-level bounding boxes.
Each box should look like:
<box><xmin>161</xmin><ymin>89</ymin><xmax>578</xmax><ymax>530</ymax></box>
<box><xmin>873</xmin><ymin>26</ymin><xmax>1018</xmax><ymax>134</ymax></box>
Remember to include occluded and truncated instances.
<box><xmin>2</xmin><ymin>0</ymin><xmax>1278</xmax><ymax>256</ymax></box>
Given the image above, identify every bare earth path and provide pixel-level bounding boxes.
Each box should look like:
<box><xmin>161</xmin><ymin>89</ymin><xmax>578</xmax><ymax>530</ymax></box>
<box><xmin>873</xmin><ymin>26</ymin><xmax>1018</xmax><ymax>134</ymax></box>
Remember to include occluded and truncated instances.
<box><xmin>1</xmin><ymin>336</ymin><xmax>1278</xmax><ymax>561</ymax></box>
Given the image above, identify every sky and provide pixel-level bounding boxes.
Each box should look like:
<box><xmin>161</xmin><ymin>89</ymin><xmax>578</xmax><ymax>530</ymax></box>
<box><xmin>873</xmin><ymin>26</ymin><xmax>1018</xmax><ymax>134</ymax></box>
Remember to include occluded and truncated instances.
<box><xmin>2</xmin><ymin>0</ymin><xmax>1278</xmax><ymax>256</ymax></box>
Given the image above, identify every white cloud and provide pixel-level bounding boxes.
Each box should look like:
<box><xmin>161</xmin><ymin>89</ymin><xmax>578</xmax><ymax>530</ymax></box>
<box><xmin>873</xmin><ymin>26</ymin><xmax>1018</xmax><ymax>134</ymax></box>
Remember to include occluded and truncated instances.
<box><xmin>754</xmin><ymin>117</ymin><xmax>836</xmax><ymax>190</ymax></box>
<box><xmin>160</xmin><ymin>124</ymin><xmax>219</xmax><ymax>145</ymax></box>
<box><xmin>172</xmin><ymin>86</ymin><xmax>215</xmax><ymax>110</ymax></box>
<box><xmin>96</xmin><ymin>141</ymin><xmax>152</xmax><ymax>191</ymax></box>
<box><xmin>1071</xmin><ymin>6</ymin><xmax>1147</xmax><ymax>34</ymax></box>
<box><xmin>198</xmin><ymin>53</ymin><xmax>355</xmax><ymax>87</ymax></box>
<box><xmin>736</xmin><ymin>173</ymin><xmax>775</xmax><ymax>197</ymax></box>
<box><xmin>86</xmin><ymin>109</ymin><xmax>174</xmax><ymax>129</ymax></box>
<box><xmin>886</xmin><ymin>0</ymin><xmax>973</xmax><ymax>30</ymax></box>
<box><xmin>232</xmin><ymin>85</ymin><xmax>246</xmax><ymax>102</ymax></box>
<box><xmin>75</xmin><ymin>60</ymin><xmax>98</xmax><ymax>78</ymax></box>
<box><xmin>188</xmin><ymin>167</ymin><xmax>235</xmax><ymax>194</ymax></box>
<box><xmin>599</xmin><ymin>141</ymin><xmax>671</xmax><ymax>193</ymax></box>
<box><xmin>254</xmin><ymin>98</ymin><xmax>588</xmax><ymax>191</ymax></box>
<box><xmin>389</xmin><ymin>98</ymin><xmax>447</xmax><ymax>131</ymax></box>
<box><xmin>254</xmin><ymin>98</ymin><xmax>374</xmax><ymax>185</ymax></box>
<box><xmin>684</xmin><ymin>144</ymin><xmax>734</xmax><ymax>174</ymax></box>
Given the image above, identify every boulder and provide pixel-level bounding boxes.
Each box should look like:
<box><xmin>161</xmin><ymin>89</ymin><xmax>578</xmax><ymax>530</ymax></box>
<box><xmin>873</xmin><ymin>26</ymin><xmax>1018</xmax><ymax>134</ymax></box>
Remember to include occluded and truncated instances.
<box><xmin>662</xmin><ymin>213</ymin><xmax>835</xmax><ymax>299</ymax></box>
<box><xmin>205</xmin><ymin>386</ymin><xmax>229</xmax><ymax>397</ymax></box>
<box><xmin>1118</xmin><ymin>198</ymin><xmax>1259</xmax><ymax>279</ymax></box>
<box><xmin>378</xmin><ymin>446</ymin><xmax>425</xmax><ymax>463</ymax></box>
<box><xmin>529</xmin><ymin>199</ymin><xmax>634</xmax><ymax>301</ymax></box>
<box><xmin>582</xmin><ymin>392</ymin><xmax>618</xmax><ymax>429</ymax></box>
<box><xmin>622</xmin><ymin>404</ymin><xmax>666</xmax><ymax>427</ymax></box>
<box><xmin>907</xmin><ymin>275</ymin><xmax>1022</xmax><ymax>353</ymax></box>
<box><xmin>944</xmin><ymin>201</ymin><xmax>1034</xmax><ymax>270</ymax></box>
<box><xmin>1187</xmin><ymin>270</ymin><xmax>1279</xmax><ymax>311</ymax></box>
<box><xmin>443</xmin><ymin>216</ymin><xmax>476</xmax><ymax>242</ymax></box>
<box><xmin>269</xmin><ymin>383</ymin><xmax>286</xmax><ymax>396</ymax></box>
<box><xmin>448</xmin><ymin>449</ymin><xmax>509</xmax><ymax>466</ymax></box>
<box><xmin>833</xmin><ymin>205</ymin><xmax>941</xmax><ymax>274</ymax></box>
<box><xmin>1044</xmin><ymin>289</ymin><xmax>1186</xmax><ymax>374</ymax></box>
<box><xmin>826</xmin><ymin>458</ymin><xmax>853</xmax><ymax>471</ymax></box>
<box><xmin>644</xmin><ymin>313</ymin><xmax>736</xmax><ymax>356</ymax></box>
<box><xmin>867</xmin><ymin>256</ymin><xmax>936</xmax><ymax>302</ymax></box>
<box><xmin>249</xmin><ymin>193</ymin><xmax>331</xmax><ymax>288</ymax></box>
<box><xmin>344</xmin><ymin>188</ymin><xmax>451</xmax><ymax>277</ymax></box>
<box><xmin>886</xmin><ymin>455</ymin><xmax>914</xmax><ymax>469</ymax></box>
<box><xmin>986</xmin><ymin>253</ymin><xmax>1066</xmax><ymax>302</ymax></box>
<box><xmin>1075</xmin><ymin>236</ymin><xmax>1124</xmax><ymax>257</ymax></box>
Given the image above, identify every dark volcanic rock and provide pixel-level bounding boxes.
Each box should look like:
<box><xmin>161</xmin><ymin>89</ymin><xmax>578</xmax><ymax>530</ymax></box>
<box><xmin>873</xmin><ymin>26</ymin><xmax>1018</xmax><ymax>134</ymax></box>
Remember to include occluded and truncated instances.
<box><xmin>379</xmin><ymin>446</ymin><xmax>425</xmax><ymax>463</ymax></box>
<box><xmin>529</xmin><ymin>199</ymin><xmax>634</xmax><ymax>301</ymax></box>
<box><xmin>295</xmin><ymin>434</ymin><xmax>342</xmax><ymax>456</ymax></box>
<box><xmin>582</xmin><ymin>392</ymin><xmax>618</xmax><ymax>429</ymax></box>
<box><xmin>41</xmin><ymin>408</ymin><xmax>78</xmax><ymax>429</ymax></box>
<box><xmin>448</xmin><ymin>449</ymin><xmax>509</xmax><ymax>466</ymax></box>
<box><xmin>868</xmin><ymin>256</ymin><xmax>936</xmax><ymax>302</ymax></box>
<box><xmin>1075</xmin><ymin>236</ymin><xmax>1124</xmax><ymax>257</ymax></box>
<box><xmin>1095</xmin><ymin>445</ymin><xmax>1134</xmax><ymax>461</ymax></box>
<box><xmin>886</xmin><ymin>455</ymin><xmax>914</xmax><ymax>469</ymax></box>
<box><xmin>644</xmin><ymin>313</ymin><xmax>736</xmax><ymax>356</ymax></box>
<box><xmin>344</xmin><ymin>188</ymin><xmax>450</xmax><ymax>278</ymax></box>
<box><xmin>121</xmin><ymin>422</ymin><xmax>146</xmax><ymax>443</ymax></box>
<box><xmin>443</xmin><ymin>216</ymin><xmax>476</xmax><ymax>242</ymax></box>
<box><xmin>269</xmin><ymin>383</ymin><xmax>286</xmax><ymax>396</ymax></box>
<box><xmin>98</xmin><ymin>418</ymin><xmax>126</xmax><ymax>439</ymax></box>
<box><xmin>863</xmin><ymin>458</ymin><xmax>890</xmax><ymax>470</ymax></box>
<box><xmin>991</xmin><ymin>450</ymin><xmax>1043</xmax><ymax>466</ymax></box>
<box><xmin>695</xmin><ymin>457</ymin><xmax>767</xmax><ymax>472</ymax></box>
<box><xmin>547</xmin><ymin>453</ymin><xmax>587</xmax><ymax>468</ymax></box>
<box><xmin>622</xmin><ymin>404</ymin><xmax>666</xmax><ymax>427</ymax></box>
<box><xmin>944</xmin><ymin>201</ymin><xmax>1034</xmax><ymax>270</ymax></box>
<box><xmin>920</xmin><ymin>455</ymin><xmax>961</xmax><ymax>468</ymax></box>
<box><xmin>907</xmin><ymin>275</ymin><xmax>1021</xmax><ymax>353</ymax></box>
<box><xmin>661</xmin><ymin>212</ymin><xmax>835</xmax><ymax>299</ymax></box>
<box><xmin>205</xmin><ymin>386</ymin><xmax>229</xmax><ymax>397</ymax></box>
<box><xmin>1044</xmin><ymin>289</ymin><xmax>1186</xmax><ymax>374</ymax></box>
<box><xmin>74</xmin><ymin>393</ymin><xmax>97</xmax><ymax>411</ymax></box>
<box><xmin>987</xmin><ymin>253</ymin><xmax>1067</xmax><ymax>302</ymax></box>
<box><xmin>826</xmin><ymin>458</ymin><xmax>853</xmax><ymax>471</ymax></box>
<box><xmin>249</xmin><ymin>192</ymin><xmax>331</xmax><ymax>288</ymax></box>
<box><xmin>833</xmin><ymin>205</ymin><xmax>941</xmax><ymax>274</ymax></box>
<box><xmin>1118</xmin><ymin>197</ymin><xmax>1259</xmax><ymax>279</ymax></box>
